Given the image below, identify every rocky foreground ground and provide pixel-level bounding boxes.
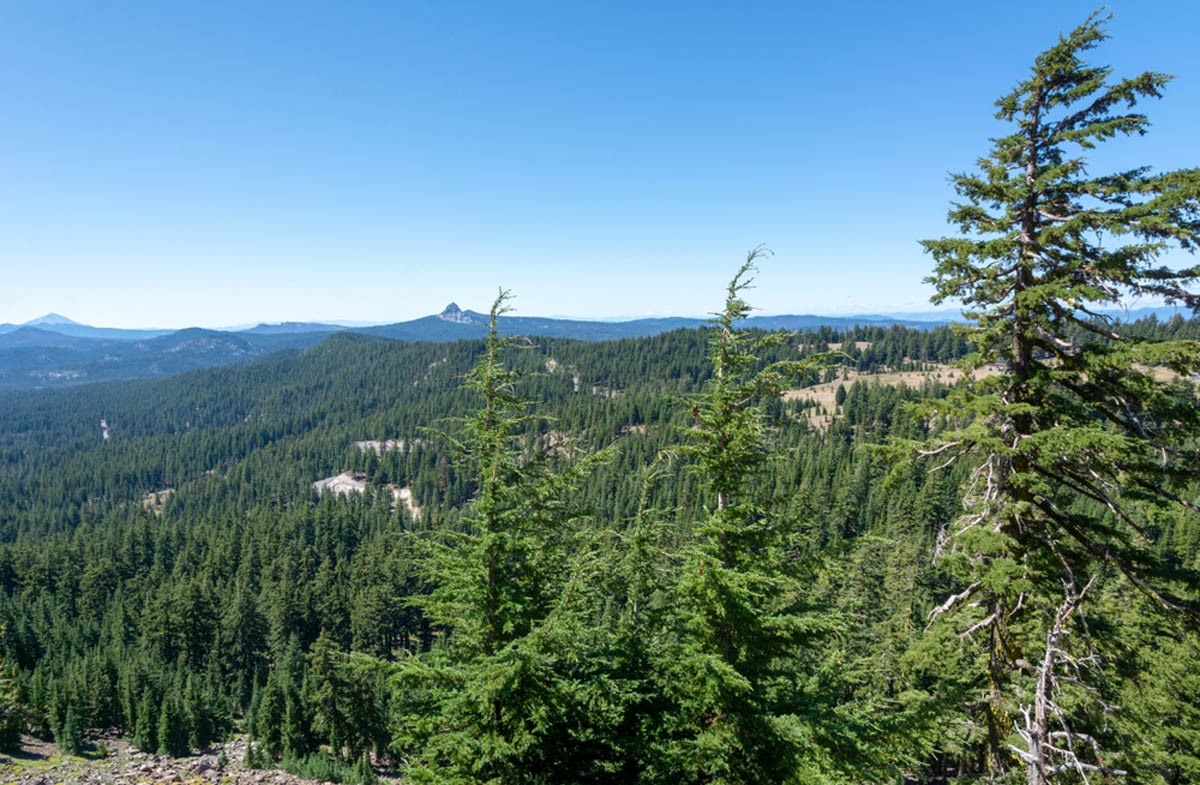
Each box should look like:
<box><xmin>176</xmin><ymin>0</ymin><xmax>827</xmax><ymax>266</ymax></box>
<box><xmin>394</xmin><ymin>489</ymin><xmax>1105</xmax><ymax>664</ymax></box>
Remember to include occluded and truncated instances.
<box><xmin>0</xmin><ymin>736</ymin><xmax>398</xmax><ymax>785</ymax></box>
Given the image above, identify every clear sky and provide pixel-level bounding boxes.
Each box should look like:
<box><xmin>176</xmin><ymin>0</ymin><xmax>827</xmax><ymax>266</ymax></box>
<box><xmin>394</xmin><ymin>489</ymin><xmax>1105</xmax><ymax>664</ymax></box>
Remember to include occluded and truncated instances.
<box><xmin>2</xmin><ymin>1</ymin><xmax>1198</xmax><ymax>328</ymax></box>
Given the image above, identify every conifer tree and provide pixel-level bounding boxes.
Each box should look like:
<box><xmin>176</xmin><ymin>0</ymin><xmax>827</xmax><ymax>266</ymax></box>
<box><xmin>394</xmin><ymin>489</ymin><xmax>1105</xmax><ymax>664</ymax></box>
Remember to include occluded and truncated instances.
<box><xmin>281</xmin><ymin>689</ymin><xmax>314</xmax><ymax>760</ymax></box>
<box><xmin>133</xmin><ymin>688</ymin><xmax>159</xmax><ymax>754</ymax></box>
<box><xmin>586</xmin><ymin>450</ymin><xmax>680</xmax><ymax>784</ymax></box>
<box><xmin>157</xmin><ymin>694</ymin><xmax>190</xmax><ymax>757</ymax></box>
<box><xmin>917</xmin><ymin>13</ymin><xmax>1200</xmax><ymax>782</ymax></box>
<box><xmin>220</xmin><ymin>581</ymin><xmax>266</xmax><ymax>707</ymax></box>
<box><xmin>0</xmin><ymin>637</ymin><xmax>22</xmax><ymax>753</ymax></box>
<box><xmin>57</xmin><ymin>704</ymin><xmax>84</xmax><ymax>756</ymax></box>
<box><xmin>184</xmin><ymin>675</ymin><xmax>215</xmax><ymax>750</ymax></box>
<box><xmin>253</xmin><ymin>672</ymin><xmax>285</xmax><ymax>758</ymax></box>
<box><xmin>665</xmin><ymin>251</ymin><xmax>882</xmax><ymax>784</ymax></box>
<box><xmin>394</xmin><ymin>292</ymin><xmax>606</xmax><ymax>784</ymax></box>
<box><xmin>304</xmin><ymin>630</ymin><xmax>385</xmax><ymax>764</ymax></box>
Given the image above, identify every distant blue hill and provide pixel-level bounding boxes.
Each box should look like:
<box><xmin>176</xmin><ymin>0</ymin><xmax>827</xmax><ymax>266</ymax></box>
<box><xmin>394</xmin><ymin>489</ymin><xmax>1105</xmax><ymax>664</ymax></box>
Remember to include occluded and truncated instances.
<box><xmin>242</xmin><ymin>322</ymin><xmax>344</xmax><ymax>335</ymax></box>
<box><xmin>0</xmin><ymin>326</ymin><xmax>112</xmax><ymax>350</ymax></box>
<box><xmin>1102</xmin><ymin>305</ymin><xmax>1196</xmax><ymax>321</ymax></box>
<box><xmin>2</xmin><ymin>301</ymin><xmax>1192</xmax><ymax>390</ymax></box>
<box><xmin>359</xmin><ymin>304</ymin><xmax>950</xmax><ymax>343</ymax></box>
<box><xmin>0</xmin><ymin>327</ymin><xmax>340</xmax><ymax>389</ymax></box>
<box><xmin>0</xmin><ymin>313</ymin><xmax>172</xmax><ymax>341</ymax></box>
<box><xmin>0</xmin><ymin>304</ymin><xmax>949</xmax><ymax>389</ymax></box>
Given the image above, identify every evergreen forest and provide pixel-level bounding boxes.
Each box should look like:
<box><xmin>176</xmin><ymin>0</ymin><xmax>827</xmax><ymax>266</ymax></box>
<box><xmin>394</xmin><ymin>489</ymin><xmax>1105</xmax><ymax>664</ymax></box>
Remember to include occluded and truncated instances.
<box><xmin>2</xmin><ymin>14</ymin><xmax>1200</xmax><ymax>785</ymax></box>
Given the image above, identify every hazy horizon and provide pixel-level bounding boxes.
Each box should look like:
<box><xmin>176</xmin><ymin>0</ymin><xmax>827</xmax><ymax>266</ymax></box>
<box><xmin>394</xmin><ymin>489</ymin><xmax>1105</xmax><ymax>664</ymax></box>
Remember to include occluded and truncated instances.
<box><xmin>4</xmin><ymin>303</ymin><xmax>975</xmax><ymax>332</ymax></box>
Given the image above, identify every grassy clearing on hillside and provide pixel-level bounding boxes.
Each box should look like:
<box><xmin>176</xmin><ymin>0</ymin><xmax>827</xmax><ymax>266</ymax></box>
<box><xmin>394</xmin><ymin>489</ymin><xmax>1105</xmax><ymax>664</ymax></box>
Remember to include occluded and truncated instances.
<box><xmin>784</xmin><ymin>363</ymin><xmax>1004</xmax><ymax>429</ymax></box>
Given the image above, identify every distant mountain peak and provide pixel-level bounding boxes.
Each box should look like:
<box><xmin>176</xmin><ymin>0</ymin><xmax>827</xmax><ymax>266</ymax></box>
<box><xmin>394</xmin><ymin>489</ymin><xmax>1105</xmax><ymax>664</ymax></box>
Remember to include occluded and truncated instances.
<box><xmin>25</xmin><ymin>312</ymin><xmax>82</xmax><ymax>326</ymax></box>
<box><xmin>437</xmin><ymin>303</ymin><xmax>485</xmax><ymax>324</ymax></box>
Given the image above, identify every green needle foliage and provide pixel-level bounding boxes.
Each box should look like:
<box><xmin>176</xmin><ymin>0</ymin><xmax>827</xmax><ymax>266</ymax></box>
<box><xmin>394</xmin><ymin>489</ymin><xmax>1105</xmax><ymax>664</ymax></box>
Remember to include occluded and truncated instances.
<box><xmin>917</xmin><ymin>12</ymin><xmax>1200</xmax><ymax>782</ymax></box>
<box><xmin>394</xmin><ymin>291</ymin><xmax>608</xmax><ymax>784</ymax></box>
<box><xmin>0</xmin><ymin>630</ymin><xmax>21</xmax><ymax>753</ymax></box>
<box><xmin>665</xmin><ymin>250</ymin><xmax>878</xmax><ymax>784</ymax></box>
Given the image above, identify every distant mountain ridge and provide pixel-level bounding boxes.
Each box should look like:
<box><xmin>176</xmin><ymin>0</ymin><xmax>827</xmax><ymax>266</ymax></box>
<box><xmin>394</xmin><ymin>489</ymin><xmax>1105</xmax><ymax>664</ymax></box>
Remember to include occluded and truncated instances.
<box><xmin>242</xmin><ymin>322</ymin><xmax>343</xmax><ymax>335</ymax></box>
<box><xmin>0</xmin><ymin>303</ymin><xmax>1191</xmax><ymax>390</ymax></box>
<box><xmin>0</xmin><ymin>326</ymin><xmax>107</xmax><ymax>350</ymax></box>
<box><xmin>0</xmin><ymin>313</ymin><xmax>173</xmax><ymax>341</ymax></box>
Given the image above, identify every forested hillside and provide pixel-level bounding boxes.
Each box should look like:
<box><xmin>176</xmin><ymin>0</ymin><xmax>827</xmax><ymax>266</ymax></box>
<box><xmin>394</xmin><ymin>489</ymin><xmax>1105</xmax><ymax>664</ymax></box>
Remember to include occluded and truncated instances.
<box><xmin>0</xmin><ymin>317</ymin><xmax>975</xmax><ymax>763</ymax></box>
<box><xmin>3</xmin><ymin>13</ymin><xmax>1200</xmax><ymax>785</ymax></box>
<box><xmin>0</xmin><ymin>302</ymin><xmax>952</xmax><ymax>391</ymax></box>
<box><xmin>0</xmin><ymin>298</ymin><xmax>1197</xmax><ymax>783</ymax></box>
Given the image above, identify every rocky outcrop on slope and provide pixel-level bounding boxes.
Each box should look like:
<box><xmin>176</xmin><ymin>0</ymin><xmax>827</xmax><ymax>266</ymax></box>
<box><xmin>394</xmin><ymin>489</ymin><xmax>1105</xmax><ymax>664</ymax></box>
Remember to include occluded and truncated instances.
<box><xmin>0</xmin><ymin>736</ymin><xmax>396</xmax><ymax>785</ymax></box>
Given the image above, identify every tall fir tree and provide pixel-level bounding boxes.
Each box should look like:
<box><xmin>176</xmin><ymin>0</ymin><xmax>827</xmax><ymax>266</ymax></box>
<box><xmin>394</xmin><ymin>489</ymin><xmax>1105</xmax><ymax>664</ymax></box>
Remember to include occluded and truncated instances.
<box><xmin>305</xmin><ymin>631</ymin><xmax>349</xmax><ymax>762</ymax></box>
<box><xmin>57</xmin><ymin>704</ymin><xmax>84</xmax><ymax>756</ymax></box>
<box><xmin>133</xmin><ymin>687</ymin><xmax>159</xmax><ymax>754</ymax></box>
<box><xmin>394</xmin><ymin>292</ymin><xmax>606</xmax><ymax>784</ymax></box>
<box><xmin>664</xmin><ymin>251</ymin><xmax>888</xmax><ymax>784</ymax></box>
<box><xmin>0</xmin><ymin>631</ymin><xmax>22</xmax><ymax>753</ymax></box>
<box><xmin>917</xmin><ymin>12</ymin><xmax>1200</xmax><ymax>783</ymax></box>
<box><xmin>157</xmin><ymin>694</ymin><xmax>190</xmax><ymax>758</ymax></box>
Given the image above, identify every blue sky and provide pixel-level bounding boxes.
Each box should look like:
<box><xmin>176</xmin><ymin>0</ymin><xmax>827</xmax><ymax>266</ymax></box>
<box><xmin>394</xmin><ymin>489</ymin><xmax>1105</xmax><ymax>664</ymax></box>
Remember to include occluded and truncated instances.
<box><xmin>2</xmin><ymin>1</ymin><xmax>1198</xmax><ymax>328</ymax></box>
